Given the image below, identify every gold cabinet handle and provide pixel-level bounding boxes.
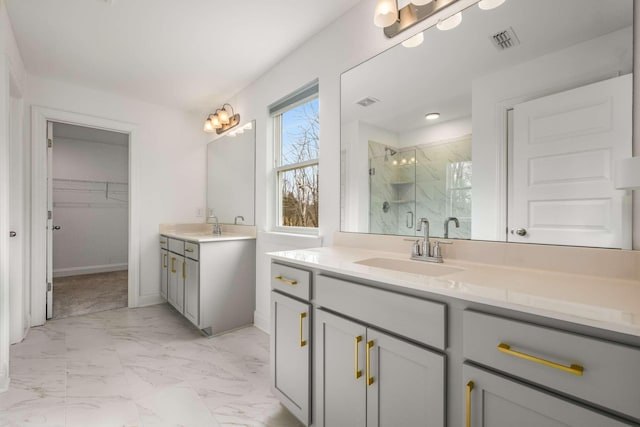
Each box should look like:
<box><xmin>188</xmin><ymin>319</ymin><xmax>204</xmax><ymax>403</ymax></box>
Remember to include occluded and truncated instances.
<box><xmin>299</xmin><ymin>312</ymin><xmax>307</xmax><ymax>347</ymax></box>
<box><xmin>497</xmin><ymin>343</ymin><xmax>584</xmax><ymax>376</ymax></box>
<box><xmin>275</xmin><ymin>276</ymin><xmax>298</xmax><ymax>286</ymax></box>
<box><xmin>171</xmin><ymin>257</ymin><xmax>176</xmax><ymax>273</ymax></box>
<box><xmin>466</xmin><ymin>381</ymin><xmax>474</xmax><ymax>427</ymax></box>
<box><xmin>354</xmin><ymin>336</ymin><xmax>363</xmax><ymax>379</ymax></box>
<box><xmin>185</xmin><ymin>248</ymin><xmax>194</xmax><ymax>253</ymax></box>
<box><xmin>160</xmin><ymin>240</ymin><xmax>167</xmax><ymax>244</ymax></box>
<box><xmin>163</xmin><ymin>253</ymin><xmax>167</xmax><ymax>268</ymax></box>
<box><xmin>366</xmin><ymin>340</ymin><xmax>374</xmax><ymax>386</ymax></box>
<box><xmin>182</xmin><ymin>261</ymin><xmax>186</xmax><ymax>279</ymax></box>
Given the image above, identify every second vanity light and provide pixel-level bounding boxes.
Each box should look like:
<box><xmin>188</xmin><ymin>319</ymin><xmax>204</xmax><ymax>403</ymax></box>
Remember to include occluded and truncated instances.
<box><xmin>203</xmin><ymin>103</ymin><xmax>241</xmax><ymax>135</ymax></box>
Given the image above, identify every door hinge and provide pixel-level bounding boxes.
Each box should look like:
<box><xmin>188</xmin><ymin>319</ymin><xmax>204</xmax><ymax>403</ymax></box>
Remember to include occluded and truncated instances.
<box><xmin>48</xmin><ymin>210</ymin><xmax>52</xmax><ymax>220</ymax></box>
<box><xmin>369</xmin><ymin>168</ymin><xmax>376</xmax><ymax>176</ymax></box>
<box><xmin>47</xmin><ymin>282</ymin><xmax>52</xmax><ymax>292</ymax></box>
<box><xmin>47</xmin><ymin>139</ymin><xmax>52</xmax><ymax>148</ymax></box>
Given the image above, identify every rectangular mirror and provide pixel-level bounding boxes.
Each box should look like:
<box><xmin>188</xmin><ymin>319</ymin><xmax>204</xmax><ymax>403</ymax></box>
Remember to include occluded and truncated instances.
<box><xmin>341</xmin><ymin>0</ymin><xmax>634</xmax><ymax>249</ymax></box>
<box><xmin>207</xmin><ymin>120</ymin><xmax>256</xmax><ymax>225</ymax></box>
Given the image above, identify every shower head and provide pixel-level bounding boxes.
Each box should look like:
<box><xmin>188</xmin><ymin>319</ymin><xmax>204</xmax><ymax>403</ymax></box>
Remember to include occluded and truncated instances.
<box><xmin>384</xmin><ymin>147</ymin><xmax>397</xmax><ymax>161</ymax></box>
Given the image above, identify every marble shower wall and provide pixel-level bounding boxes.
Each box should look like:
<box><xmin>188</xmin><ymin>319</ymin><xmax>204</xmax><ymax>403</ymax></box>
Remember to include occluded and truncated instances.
<box><xmin>368</xmin><ymin>136</ymin><xmax>472</xmax><ymax>239</ymax></box>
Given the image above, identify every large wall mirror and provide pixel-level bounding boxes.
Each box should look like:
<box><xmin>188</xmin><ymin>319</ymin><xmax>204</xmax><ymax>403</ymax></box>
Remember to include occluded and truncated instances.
<box><xmin>207</xmin><ymin>120</ymin><xmax>256</xmax><ymax>225</ymax></box>
<box><xmin>341</xmin><ymin>0</ymin><xmax>635</xmax><ymax>249</ymax></box>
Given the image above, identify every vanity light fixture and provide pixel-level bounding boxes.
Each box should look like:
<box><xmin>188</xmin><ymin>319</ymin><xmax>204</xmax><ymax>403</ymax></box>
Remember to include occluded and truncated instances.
<box><xmin>478</xmin><ymin>0</ymin><xmax>506</xmax><ymax>10</ymax></box>
<box><xmin>374</xmin><ymin>0</ymin><xmax>461</xmax><ymax>39</ymax></box>
<box><xmin>203</xmin><ymin>103</ymin><xmax>240</xmax><ymax>135</ymax></box>
<box><xmin>425</xmin><ymin>112</ymin><xmax>440</xmax><ymax>120</ymax></box>
<box><xmin>436</xmin><ymin>11</ymin><xmax>462</xmax><ymax>30</ymax></box>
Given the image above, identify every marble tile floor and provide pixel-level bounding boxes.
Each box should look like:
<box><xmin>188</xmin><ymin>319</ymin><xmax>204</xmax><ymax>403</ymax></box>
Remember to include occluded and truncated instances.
<box><xmin>0</xmin><ymin>304</ymin><xmax>303</xmax><ymax>427</ymax></box>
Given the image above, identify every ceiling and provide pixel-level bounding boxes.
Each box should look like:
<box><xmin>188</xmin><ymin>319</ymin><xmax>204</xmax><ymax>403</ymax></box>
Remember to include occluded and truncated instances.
<box><xmin>6</xmin><ymin>0</ymin><xmax>362</xmax><ymax>112</ymax></box>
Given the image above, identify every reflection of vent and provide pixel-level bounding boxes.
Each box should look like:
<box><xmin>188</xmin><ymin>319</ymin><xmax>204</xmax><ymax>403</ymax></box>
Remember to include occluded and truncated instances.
<box><xmin>356</xmin><ymin>97</ymin><xmax>379</xmax><ymax>107</ymax></box>
<box><xmin>490</xmin><ymin>27</ymin><xmax>520</xmax><ymax>50</ymax></box>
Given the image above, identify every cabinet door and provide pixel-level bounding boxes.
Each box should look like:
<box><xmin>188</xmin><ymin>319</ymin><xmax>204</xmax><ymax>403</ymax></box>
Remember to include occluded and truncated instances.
<box><xmin>315</xmin><ymin>309</ymin><xmax>367</xmax><ymax>427</ymax></box>
<box><xmin>463</xmin><ymin>364</ymin><xmax>630</xmax><ymax>427</ymax></box>
<box><xmin>160</xmin><ymin>249</ymin><xmax>168</xmax><ymax>299</ymax></box>
<box><xmin>271</xmin><ymin>292</ymin><xmax>311</xmax><ymax>426</ymax></box>
<box><xmin>183</xmin><ymin>258</ymin><xmax>199</xmax><ymax>326</ymax></box>
<box><xmin>168</xmin><ymin>254</ymin><xmax>184</xmax><ymax>313</ymax></box>
<box><xmin>367</xmin><ymin>328</ymin><xmax>445</xmax><ymax>427</ymax></box>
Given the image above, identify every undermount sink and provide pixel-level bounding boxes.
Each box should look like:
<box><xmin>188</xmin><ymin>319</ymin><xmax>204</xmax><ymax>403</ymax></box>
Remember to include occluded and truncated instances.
<box><xmin>354</xmin><ymin>257</ymin><xmax>465</xmax><ymax>277</ymax></box>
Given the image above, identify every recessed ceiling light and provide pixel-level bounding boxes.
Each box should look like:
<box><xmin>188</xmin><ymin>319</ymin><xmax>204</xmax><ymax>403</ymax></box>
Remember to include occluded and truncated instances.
<box><xmin>436</xmin><ymin>12</ymin><xmax>462</xmax><ymax>31</ymax></box>
<box><xmin>478</xmin><ymin>0</ymin><xmax>506</xmax><ymax>10</ymax></box>
<box><xmin>425</xmin><ymin>113</ymin><xmax>440</xmax><ymax>120</ymax></box>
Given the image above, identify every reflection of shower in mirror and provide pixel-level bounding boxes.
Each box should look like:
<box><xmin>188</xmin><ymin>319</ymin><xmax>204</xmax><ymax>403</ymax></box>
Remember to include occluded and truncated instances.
<box><xmin>384</xmin><ymin>146</ymin><xmax>397</xmax><ymax>161</ymax></box>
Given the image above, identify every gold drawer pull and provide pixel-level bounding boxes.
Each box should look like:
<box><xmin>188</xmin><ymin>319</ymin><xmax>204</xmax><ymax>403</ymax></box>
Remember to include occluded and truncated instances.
<box><xmin>160</xmin><ymin>240</ymin><xmax>167</xmax><ymax>244</ymax></box>
<box><xmin>497</xmin><ymin>343</ymin><xmax>584</xmax><ymax>376</ymax></box>
<box><xmin>185</xmin><ymin>248</ymin><xmax>194</xmax><ymax>253</ymax></box>
<box><xmin>275</xmin><ymin>276</ymin><xmax>298</xmax><ymax>286</ymax></box>
<box><xmin>171</xmin><ymin>257</ymin><xmax>176</xmax><ymax>273</ymax></box>
<box><xmin>163</xmin><ymin>254</ymin><xmax>167</xmax><ymax>268</ymax></box>
<box><xmin>299</xmin><ymin>312</ymin><xmax>307</xmax><ymax>347</ymax></box>
<box><xmin>354</xmin><ymin>336</ymin><xmax>363</xmax><ymax>379</ymax></box>
<box><xmin>466</xmin><ymin>381</ymin><xmax>474</xmax><ymax>427</ymax></box>
<box><xmin>366</xmin><ymin>340</ymin><xmax>374</xmax><ymax>386</ymax></box>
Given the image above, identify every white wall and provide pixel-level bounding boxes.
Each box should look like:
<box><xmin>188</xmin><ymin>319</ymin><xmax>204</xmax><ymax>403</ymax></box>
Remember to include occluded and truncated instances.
<box><xmin>51</xmin><ymin>132</ymin><xmax>129</xmax><ymax>276</ymax></box>
<box><xmin>0</xmin><ymin>0</ymin><xmax>27</xmax><ymax>390</ymax></box>
<box><xmin>26</xmin><ymin>74</ymin><xmax>208</xmax><ymax>314</ymax></box>
<box><xmin>212</xmin><ymin>0</ymin><xmax>478</xmax><ymax>331</ymax></box>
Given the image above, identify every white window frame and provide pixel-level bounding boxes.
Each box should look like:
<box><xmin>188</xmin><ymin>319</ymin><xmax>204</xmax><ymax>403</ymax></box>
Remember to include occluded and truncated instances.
<box><xmin>271</xmin><ymin>91</ymin><xmax>319</xmax><ymax>234</ymax></box>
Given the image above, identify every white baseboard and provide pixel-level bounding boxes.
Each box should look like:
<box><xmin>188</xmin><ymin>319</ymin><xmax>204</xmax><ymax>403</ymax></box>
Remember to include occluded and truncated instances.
<box><xmin>137</xmin><ymin>294</ymin><xmax>166</xmax><ymax>308</ymax></box>
<box><xmin>254</xmin><ymin>310</ymin><xmax>269</xmax><ymax>334</ymax></box>
<box><xmin>53</xmin><ymin>263</ymin><xmax>128</xmax><ymax>278</ymax></box>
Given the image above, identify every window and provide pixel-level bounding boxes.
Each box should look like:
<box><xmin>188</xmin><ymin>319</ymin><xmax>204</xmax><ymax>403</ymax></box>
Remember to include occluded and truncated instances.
<box><xmin>271</xmin><ymin>82</ymin><xmax>319</xmax><ymax>231</ymax></box>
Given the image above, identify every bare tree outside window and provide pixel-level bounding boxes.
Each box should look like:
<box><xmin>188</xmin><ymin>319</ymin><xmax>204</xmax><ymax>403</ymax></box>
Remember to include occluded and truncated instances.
<box><xmin>277</xmin><ymin>97</ymin><xmax>319</xmax><ymax>228</ymax></box>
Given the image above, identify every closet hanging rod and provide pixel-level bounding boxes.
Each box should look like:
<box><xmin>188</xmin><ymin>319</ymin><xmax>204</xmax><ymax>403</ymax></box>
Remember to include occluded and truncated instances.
<box><xmin>52</xmin><ymin>178</ymin><xmax>128</xmax><ymax>186</ymax></box>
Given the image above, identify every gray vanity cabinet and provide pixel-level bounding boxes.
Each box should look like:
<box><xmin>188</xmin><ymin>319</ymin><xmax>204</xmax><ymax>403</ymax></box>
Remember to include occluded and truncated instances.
<box><xmin>463</xmin><ymin>364</ymin><xmax>629</xmax><ymax>427</ymax></box>
<box><xmin>270</xmin><ymin>263</ymin><xmax>313</xmax><ymax>426</ymax></box>
<box><xmin>315</xmin><ymin>309</ymin><xmax>445</xmax><ymax>427</ymax></box>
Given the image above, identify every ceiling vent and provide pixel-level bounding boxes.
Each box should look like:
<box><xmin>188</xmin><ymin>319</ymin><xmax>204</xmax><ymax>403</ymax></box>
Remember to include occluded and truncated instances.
<box><xmin>490</xmin><ymin>27</ymin><xmax>520</xmax><ymax>51</ymax></box>
<box><xmin>356</xmin><ymin>97</ymin><xmax>380</xmax><ymax>107</ymax></box>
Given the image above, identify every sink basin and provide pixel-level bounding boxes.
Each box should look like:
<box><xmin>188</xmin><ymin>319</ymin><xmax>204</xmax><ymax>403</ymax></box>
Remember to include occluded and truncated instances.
<box><xmin>354</xmin><ymin>257</ymin><xmax>464</xmax><ymax>277</ymax></box>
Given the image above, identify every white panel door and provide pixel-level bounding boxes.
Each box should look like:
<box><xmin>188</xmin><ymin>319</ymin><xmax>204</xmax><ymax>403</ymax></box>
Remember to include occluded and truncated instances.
<box><xmin>510</xmin><ymin>74</ymin><xmax>632</xmax><ymax>248</ymax></box>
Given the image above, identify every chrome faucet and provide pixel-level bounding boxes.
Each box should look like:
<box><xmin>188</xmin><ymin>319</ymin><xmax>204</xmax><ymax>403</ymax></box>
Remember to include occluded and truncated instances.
<box><xmin>410</xmin><ymin>217</ymin><xmax>451</xmax><ymax>263</ymax></box>
<box><xmin>416</xmin><ymin>218</ymin><xmax>431</xmax><ymax>258</ymax></box>
<box><xmin>444</xmin><ymin>217</ymin><xmax>460</xmax><ymax>239</ymax></box>
<box><xmin>234</xmin><ymin>215</ymin><xmax>244</xmax><ymax>225</ymax></box>
<box><xmin>210</xmin><ymin>216</ymin><xmax>222</xmax><ymax>235</ymax></box>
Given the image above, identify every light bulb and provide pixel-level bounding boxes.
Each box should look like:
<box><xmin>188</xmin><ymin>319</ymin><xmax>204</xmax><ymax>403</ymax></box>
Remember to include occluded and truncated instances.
<box><xmin>402</xmin><ymin>32</ymin><xmax>424</xmax><ymax>48</ymax></box>
<box><xmin>374</xmin><ymin>0</ymin><xmax>398</xmax><ymax>28</ymax></box>
<box><xmin>478</xmin><ymin>0</ymin><xmax>506</xmax><ymax>10</ymax></box>
<box><xmin>437</xmin><ymin>12</ymin><xmax>462</xmax><ymax>31</ymax></box>
<box><xmin>411</xmin><ymin>0</ymin><xmax>433</xmax><ymax>5</ymax></box>
<box><xmin>203</xmin><ymin>118</ymin><xmax>214</xmax><ymax>133</ymax></box>
<box><xmin>211</xmin><ymin>114</ymin><xmax>222</xmax><ymax>129</ymax></box>
<box><xmin>218</xmin><ymin>109</ymin><xmax>230</xmax><ymax>125</ymax></box>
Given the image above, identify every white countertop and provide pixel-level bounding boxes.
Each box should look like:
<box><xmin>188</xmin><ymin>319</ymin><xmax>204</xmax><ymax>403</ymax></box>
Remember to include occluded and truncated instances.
<box><xmin>268</xmin><ymin>246</ymin><xmax>640</xmax><ymax>337</ymax></box>
<box><xmin>162</xmin><ymin>231</ymin><xmax>256</xmax><ymax>243</ymax></box>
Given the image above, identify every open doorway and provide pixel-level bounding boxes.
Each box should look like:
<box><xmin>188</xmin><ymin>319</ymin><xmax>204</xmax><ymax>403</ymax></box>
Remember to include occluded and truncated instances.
<box><xmin>48</xmin><ymin>122</ymin><xmax>129</xmax><ymax>319</ymax></box>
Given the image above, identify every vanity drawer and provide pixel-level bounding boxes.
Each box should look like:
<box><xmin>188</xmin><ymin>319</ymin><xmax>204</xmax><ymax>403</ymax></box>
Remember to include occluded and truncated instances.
<box><xmin>463</xmin><ymin>310</ymin><xmax>640</xmax><ymax>420</ymax></box>
<box><xmin>159</xmin><ymin>236</ymin><xmax>168</xmax><ymax>249</ymax></box>
<box><xmin>271</xmin><ymin>263</ymin><xmax>311</xmax><ymax>301</ymax></box>
<box><xmin>184</xmin><ymin>241</ymin><xmax>199</xmax><ymax>260</ymax></box>
<box><xmin>168</xmin><ymin>238</ymin><xmax>184</xmax><ymax>255</ymax></box>
<box><xmin>316</xmin><ymin>275</ymin><xmax>446</xmax><ymax>350</ymax></box>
